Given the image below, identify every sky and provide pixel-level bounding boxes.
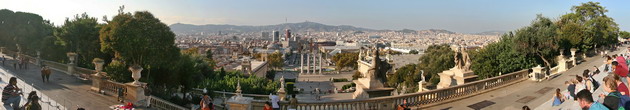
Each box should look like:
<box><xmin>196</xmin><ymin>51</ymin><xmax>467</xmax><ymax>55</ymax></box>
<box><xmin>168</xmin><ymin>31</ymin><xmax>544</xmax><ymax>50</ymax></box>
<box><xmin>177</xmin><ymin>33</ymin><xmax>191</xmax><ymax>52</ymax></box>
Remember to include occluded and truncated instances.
<box><xmin>1</xmin><ymin>0</ymin><xmax>629</xmax><ymax>33</ymax></box>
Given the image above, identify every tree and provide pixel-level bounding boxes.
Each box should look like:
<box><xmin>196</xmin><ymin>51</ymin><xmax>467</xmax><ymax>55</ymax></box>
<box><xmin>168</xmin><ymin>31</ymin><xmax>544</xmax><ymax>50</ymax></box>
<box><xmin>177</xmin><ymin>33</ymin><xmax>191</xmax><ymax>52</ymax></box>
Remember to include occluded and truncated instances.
<box><xmin>54</xmin><ymin>13</ymin><xmax>106</xmax><ymax>68</ymax></box>
<box><xmin>267</xmin><ymin>52</ymin><xmax>284</xmax><ymax>70</ymax></box>
<box><xmin>416</xmin><ymin>44</ymin><xmax>454</xmax><ymax>85</ymax></box>
<box><xmin>387</xmin><ymin>64</ymin><xmax>420</xmax><ymax>92</ymax></box>
<box><xmin>620</xmin><ymin>31</ymin><xmax>630</xmax><ymax>39</ymax></box>
<box><xmin>331</xmin><ymin>53</ymin><xmax>359</xmax><ymax>72</ymax></box>
<box><xmin>205</xmin><ymin>49</ymin><xmax>213</xmax><ymax>59</ymax></box>
<box><xmin>471</xmin><ymin>34</ymin><xmax>537</xmax><ymax>79</ymax></box>
<box><xmin>556</xmin><ymin>2</ymin><xmax>619</xmax><ymax>51</ymax></box>
<box><xmin>99</xmin><ymin>10</ymin><xmax>180</xmax><ymax>85</ymax></box>
<box><xmin>0</xmin><ymin>9</ymin><xmax>54</xmax><ymax>56</ymax></box>
<box><xmin>513</xmin><ymin>15</ymin><xmax>558</xmax><ymax>70</ymax></box>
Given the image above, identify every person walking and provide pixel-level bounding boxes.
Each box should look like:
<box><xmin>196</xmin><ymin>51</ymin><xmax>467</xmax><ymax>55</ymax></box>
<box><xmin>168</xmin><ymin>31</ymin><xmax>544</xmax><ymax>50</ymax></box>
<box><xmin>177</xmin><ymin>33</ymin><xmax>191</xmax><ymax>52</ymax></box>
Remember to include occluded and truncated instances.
<box><xmin>41</xmin><ymin>66</ymin><xmax>51</xmax><ymax>83</ymax></box>
<box><xmin>2</xmin><ymin>77</ymin><xmax>22</xmax><ymax>110</ymax></box>
<box><xmin>117</xmin><ymin>87</ymin><xmax>125</xmax><ymax>103</ymax></box>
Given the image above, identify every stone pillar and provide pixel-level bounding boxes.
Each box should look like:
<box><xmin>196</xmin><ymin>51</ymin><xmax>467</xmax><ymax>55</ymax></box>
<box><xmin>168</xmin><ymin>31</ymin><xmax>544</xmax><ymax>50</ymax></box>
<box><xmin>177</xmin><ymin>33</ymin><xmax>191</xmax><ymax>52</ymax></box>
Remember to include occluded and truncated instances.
<box><xmin>300</xmin><ymin>53</ymin><xmax>304</xmax><ymax>74</ymax></box>
<box><xmin>67</xmin><ymin>52</ymin><xmax>77</xmax><ymax>75</ymax></box>
<box><xmin>417</xmin><ymin>81</ymin><xmax>426</xmax><ymax>92</ymax></box>
<box><xmin>557</xmin><ymin>55</ymin><xmax>567</xmax><ymax>73</ymax></box>
<box><xmin>571</xmin><ymin>48</ymin><xmax>577</xmax><ymax>66</ymax></box>
<box><xmin>530</xmin><ymin>65</ymin><xmax>544</xmax><ymax>81</ymax></box>
<box><xmin>35</xmin><ymin>51</ymin><xmax>41</xmax><ymax>66</ymax></box>
<box><xmin>319</xmin><ymin>53</ymin><xmax>323</xmax><ymax>75</ymax></box>
<box><xmin>91</xmin><ymin>58</ymin><xmax>105</xmax><ymax>92</ymax></box>
<box><xmin>307</xmin><ymin>54</ymin><xmax>310</xmax><ymax>74</ymax></box>
<box><xmin>125</xmin><ymin>82</ymin><xmax>146</xmax><ymax>105</ymax></box>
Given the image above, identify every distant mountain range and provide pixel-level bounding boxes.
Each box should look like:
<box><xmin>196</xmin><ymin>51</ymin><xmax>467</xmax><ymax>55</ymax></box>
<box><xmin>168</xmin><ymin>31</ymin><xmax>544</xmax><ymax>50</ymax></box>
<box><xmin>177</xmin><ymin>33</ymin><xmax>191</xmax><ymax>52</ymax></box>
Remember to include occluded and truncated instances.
<box><xmin>169</xmin><ymin>21</ymin><xmax>503</xmax><ymax>35</ymax></box>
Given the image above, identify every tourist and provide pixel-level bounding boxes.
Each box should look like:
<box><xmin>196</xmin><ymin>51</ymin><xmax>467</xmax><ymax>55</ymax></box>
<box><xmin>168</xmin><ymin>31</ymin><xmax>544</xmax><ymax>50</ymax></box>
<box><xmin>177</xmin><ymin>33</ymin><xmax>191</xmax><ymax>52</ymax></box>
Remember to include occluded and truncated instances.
<box><xmin>612</xmin><ymin>61</ymin><xmax>629</xmax><ymax>85</ymax></box>
<box><xmin>23</xmin><ymin>95</ymin><xmax>41</xmax><ymax>110</ymax></box>
<box><xmin>552</xmin><ymin>88</ymin><xmax>565</xmax><ymax>106</ymax></box>
<box><xmin>288</xmin><ymin>94</ymin><xmax>298</xmax><ymax>110</ymax></box>
<box><xmin>144</xmin><ymin>84</ymin><xmax>152</xmax><ymax>107</ymax></box>
<box><xmin>269</xmin><ymin>92</ymin><xmax>280</xmax><ymax>110</ymax></box>
<box><xmin>2</xmin><ymin>77</ymin><xmax>22</xmax><ymax>110</ymax></box>
<box><xmin>1</xmin><ymin>55</ymin><xmax>5</xmax><ymax>65</ymax></box>
<box><xmin>600</xmin><ymin>76</ymin><xmax>621</xmax><ymax>110</ymax></box>
<box><xmin>612</xmin><ymin>74</ymin><xmax>630</xmax><ymax>96</ymax></box>
<box><xmin>200</xmin><ymin>93</ymin><xmax>212</xmax><ymax>110</ymax></box>
<box><xmin>40</xmin><ymin>66</ymin><xmax>51</xmax><ymax>83</ymax></box>
<box><xmin>566</xmin><ymin>81</ymin><xmax>576</xmax><ymax>100</ymax></box>
<box><xmin>606</xmin><ymin>56</ymin><xmax>613</xmax><ymax>72</ymax></box>
<box><xmin>576</xmin><ymin>90</ymin><xmax>608</xmax><ymax>110</ymax></box>
<box><xmin>522</xmin><ymin>105</ymin><xmax>531</xmax><ymax>110</ymax></box>
<box><xmin>583</xmin><ymin>70</ymin><xmax>595</xmax><ymax>92</ymax></box>
<box><xmin>263</xmin><ymin>101</ymin><xmax>273</xmax><ymax>110</ymax></box>
<box><xmin>575</xmin><ymin>76</ymin><xmax>586</xmax><ymax>95</ymax></box>
<box><xmin>117</xmin><ymin>87</ymin><xmax>125</xmax><ymax>102</ymax></box>
<box><xmin>22</xmin><ymin>91</ymin><xmax>37</xmax><ymax>109</ymax></box>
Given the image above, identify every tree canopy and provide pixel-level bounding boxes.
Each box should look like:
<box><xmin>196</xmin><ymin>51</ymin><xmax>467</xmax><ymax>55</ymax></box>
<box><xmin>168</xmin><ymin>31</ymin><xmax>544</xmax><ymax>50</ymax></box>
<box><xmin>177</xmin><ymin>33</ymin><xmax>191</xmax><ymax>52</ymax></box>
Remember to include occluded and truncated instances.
<box><xmin>54</xmin><ymin>13</ymin><xmax>106</xmax><ymax>68</ymax></box>
<box><xmin>417</xmin><ymin>44</ymin><xmax>454</xmax><ymax>84</ymax></box>
<box><xmin>556</xmin><ymin>2</ymin><xmax>619</xmax><ymax>51</ymax></box>
<box><xmin>512</xmin><ymin>15</ymin><xmax>558</xmax><ymax>69</ymax></box>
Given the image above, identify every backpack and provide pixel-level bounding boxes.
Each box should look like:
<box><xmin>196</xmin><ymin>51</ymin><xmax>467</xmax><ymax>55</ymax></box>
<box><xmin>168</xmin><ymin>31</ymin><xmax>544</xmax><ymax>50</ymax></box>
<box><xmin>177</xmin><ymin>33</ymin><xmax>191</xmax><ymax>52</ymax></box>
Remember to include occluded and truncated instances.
<box><xmin>590</xmin><ymin>77</ymin><xmax>600</xmax><ymax>90</ymax></box>
<box><xmin>609</xmin><ymin>92</ymin><xmax>630</xmax><ymax>110</ymax></box>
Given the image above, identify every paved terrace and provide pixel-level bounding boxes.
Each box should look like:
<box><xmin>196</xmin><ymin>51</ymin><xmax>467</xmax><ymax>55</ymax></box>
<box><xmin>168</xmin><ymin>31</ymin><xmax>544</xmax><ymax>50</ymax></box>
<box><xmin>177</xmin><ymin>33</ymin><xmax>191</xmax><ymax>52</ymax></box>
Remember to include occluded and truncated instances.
<box><xmin>0</xmin><ymin>53</ymin><xmax>119</xmax><ymax>109</ymax></box>
<box><xmin>423</xmin><ymin>46</ymin><xmax>627</xmax><ymax>110</ymax></box>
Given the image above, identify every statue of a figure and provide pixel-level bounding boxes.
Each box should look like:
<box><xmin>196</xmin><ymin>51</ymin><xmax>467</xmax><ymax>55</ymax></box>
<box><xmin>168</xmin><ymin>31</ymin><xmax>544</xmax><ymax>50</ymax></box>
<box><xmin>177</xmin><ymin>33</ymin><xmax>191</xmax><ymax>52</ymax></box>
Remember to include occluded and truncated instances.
<box><xmin>280</xmin><ymin>76</ymin><xmax>285</xmax><ymax>89</ymax></box>
<box><xmin>420</xmin><ymin>70</ymin><xmax>426</xmax><ymax>83</ymax></box>
<box><xmin>461</xmin><ymin>47</ymin><xmax>472</xmax><ymax>71</ymax></box>
<box><xmin>453</xmin><ymin>47</ymin><xmax>463</xmax><ymax>69</ymax></box>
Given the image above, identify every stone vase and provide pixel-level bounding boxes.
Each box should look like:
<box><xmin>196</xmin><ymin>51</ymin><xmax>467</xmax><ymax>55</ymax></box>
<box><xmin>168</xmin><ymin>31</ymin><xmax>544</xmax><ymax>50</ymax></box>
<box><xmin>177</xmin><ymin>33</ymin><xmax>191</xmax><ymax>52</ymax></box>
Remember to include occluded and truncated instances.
<box><xmin>129</xmin><ymin>65</ymin><xmax>143</xmax><ymax>85</ymax></box>
<box><xmin>93</xmin><ymin>58</ymin><xmax>105</xmax><ymax>76</ymax></box>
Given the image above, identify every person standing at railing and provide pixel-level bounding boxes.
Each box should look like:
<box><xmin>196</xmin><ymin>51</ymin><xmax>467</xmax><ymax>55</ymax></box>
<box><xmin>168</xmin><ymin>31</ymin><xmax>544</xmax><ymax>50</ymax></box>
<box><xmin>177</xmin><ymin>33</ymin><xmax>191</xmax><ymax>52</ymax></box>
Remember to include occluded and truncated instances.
<box><xmin>143</xmin><ymin>84</ymin><xmax>151</xmax><ymax>108</ymax></box>
<box><xmin>2</xmin><ymin>77</ymin><xmax>22</xmax><ymax>110</ymax></box>
<box><xmin>288</xmin><ymin>94</ymin><xmax>298</xmax><ymax>110</ymax></box>
<box><xmin>269</xmin><ymin>92</ymin><xmax>280</xmax><ymax>110</ymax></box>
<box><xmin>1</xmin><ymin>55</ymin><xmax>5</xmax><ymax>66</ymax></box>
<box><xmin>200</xmin><ymin>93</ymin><xmax>212</xmax><ymax>110</ymax></box>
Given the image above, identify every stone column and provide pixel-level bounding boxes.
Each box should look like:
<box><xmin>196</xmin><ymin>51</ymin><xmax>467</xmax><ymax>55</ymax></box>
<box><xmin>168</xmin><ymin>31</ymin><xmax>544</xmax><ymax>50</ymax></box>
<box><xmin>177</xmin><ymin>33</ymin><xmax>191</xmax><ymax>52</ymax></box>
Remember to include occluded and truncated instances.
<box><xmin>300</xmin><ymin>53</ymin><xmax>304</xmax><ymax>74</ymax></box>
<box><xmin>67</xmin><ymin>52</ymin><xmax>77</xmax><ymax>75</ymax></box>
<box><xmin>91</xmin><ymin>58</ymin><xmax>105</xmax><ymax>92</ymax></box>
<box><xmin>307</xmin><ymin>54</ymin><xmax>310</xmax><ymax>74</ymax></box>
<box><xmin>319</xmin><ymin>53</ymin><xmax>322</xmax><ymax>75</ymax></box>
<box><xmin>531</xmin><ymin>65</ymin><xmax>544</xmax><ymax>81</ymax></box>
<box><xmin>36</xmin><ymin>51</ymin><xmax>41</xmax><ymax>66</ymax></box>
<box><xmin>571</xmin><ymin>48</ymin><xmax>577</xmax><ymax>66</ymax></box>
<box><xmin>417</xmin><ymin>81</ymin><xmax>426</xmax><ymax>92</ymax></box>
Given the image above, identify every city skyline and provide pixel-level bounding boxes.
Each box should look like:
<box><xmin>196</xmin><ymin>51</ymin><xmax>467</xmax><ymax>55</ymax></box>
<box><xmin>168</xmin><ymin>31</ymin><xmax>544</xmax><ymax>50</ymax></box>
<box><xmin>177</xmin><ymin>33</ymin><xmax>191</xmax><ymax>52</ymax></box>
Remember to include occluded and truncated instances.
<box><xmin>1</xmin><ymin>0</ymin><xmax>629</xmax><ymax>33</ymax></box>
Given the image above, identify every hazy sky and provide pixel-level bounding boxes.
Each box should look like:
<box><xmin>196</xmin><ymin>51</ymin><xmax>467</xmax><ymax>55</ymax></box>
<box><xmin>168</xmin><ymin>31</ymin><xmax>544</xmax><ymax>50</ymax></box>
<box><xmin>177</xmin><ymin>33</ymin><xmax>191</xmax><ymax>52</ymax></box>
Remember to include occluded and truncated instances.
<box><xmin>1</xmin><ymin>0</ymin><xmax>629</xmax><ymax>33</ymax></box>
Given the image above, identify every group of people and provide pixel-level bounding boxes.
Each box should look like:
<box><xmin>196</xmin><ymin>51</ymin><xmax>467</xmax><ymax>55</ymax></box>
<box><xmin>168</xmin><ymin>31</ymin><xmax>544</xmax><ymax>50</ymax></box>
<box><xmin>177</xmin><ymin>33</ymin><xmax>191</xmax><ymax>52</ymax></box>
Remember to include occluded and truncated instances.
<box><xmin>2</xmin><ymin>77</ymin><xmax>41</xmax><ymax>110</ymax></box>
<box><xmin>554</xmin><ymin>53</ymin><xmax>630</xmax><ymax>110</ymax></box>
<box><xmin>12</xmin><ymin>55</ymin><xmax>29</xmax><ymax>70</ymax></box>
<box><xmin>263</xmin><ymin>94</ymin><xmax>299</xmax><ymax>110</ymax></box>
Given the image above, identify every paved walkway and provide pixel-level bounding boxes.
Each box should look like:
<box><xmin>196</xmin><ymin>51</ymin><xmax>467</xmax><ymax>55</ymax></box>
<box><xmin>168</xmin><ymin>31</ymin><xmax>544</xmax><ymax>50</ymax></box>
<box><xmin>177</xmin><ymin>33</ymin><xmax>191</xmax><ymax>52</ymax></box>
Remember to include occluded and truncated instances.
<box><xmin>0</xmin><ymin>54</ymin><xmax>119</xmax><ymax>109</ymax></box>
<box><xmin>423</xmin><ymin>46</ymin><xmax>628</xmax><ymax>110</ymax></box>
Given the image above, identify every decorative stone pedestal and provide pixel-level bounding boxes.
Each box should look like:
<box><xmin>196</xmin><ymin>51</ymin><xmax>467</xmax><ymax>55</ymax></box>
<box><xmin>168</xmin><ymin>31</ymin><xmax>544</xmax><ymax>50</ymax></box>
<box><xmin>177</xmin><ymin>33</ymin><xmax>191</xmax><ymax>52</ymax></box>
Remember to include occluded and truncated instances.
<box><xmin>125</xmin><ymin>82</ymin><xmax>147</xmax><ymax>106</ymax></box>
<box><xmin>530</xmin><ymin>65</ymin><xmax>545</xmax><ymax>81</ymax></box>
<box><xmin>227</xmin><ymin>96</ymin><xmax>253</xmax><ymax>110</ymax></box>
<box><xmin>557</xmin><ymin>55</ymin><xmax>568</xmax><ymax>73</ymax></box>
<box><xmin>90</xmin><ymin>75</ymin><xmax>106</xmax><ymax>92</ymax></box>
<box><xmin>437</xmin><ymin>68</ymin><xmax>476</xmax><ymax>89</ymax></box>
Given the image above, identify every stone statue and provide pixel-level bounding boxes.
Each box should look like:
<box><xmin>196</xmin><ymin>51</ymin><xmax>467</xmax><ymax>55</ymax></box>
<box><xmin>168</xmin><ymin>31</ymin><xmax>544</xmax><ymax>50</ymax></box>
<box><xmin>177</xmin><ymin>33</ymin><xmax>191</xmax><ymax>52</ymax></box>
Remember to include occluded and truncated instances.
<box><xmin>461</xmin><ymin>47</ymin><xmax>472</xmax><ymax>71</ymax></box>
<box><xmin>453</xmin><ymin>46</ymin><xmax>472</xmax><ymax>71</ymax></box>
<box><xmin>420</xmin><ymin>70</ymin><xmax>425</xmax><ymax>83</ymax></box>
<box><xmin>280</xmin><ymin>76</ymin><xmax>285</xmax><ymax>89</ymax></box>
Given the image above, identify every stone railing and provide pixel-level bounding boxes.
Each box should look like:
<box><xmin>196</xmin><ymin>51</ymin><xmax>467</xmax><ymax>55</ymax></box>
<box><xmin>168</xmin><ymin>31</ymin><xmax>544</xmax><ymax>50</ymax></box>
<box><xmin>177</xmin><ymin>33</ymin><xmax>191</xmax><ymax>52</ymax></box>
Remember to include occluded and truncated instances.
<box><xmin>149</xmin><ymin>96</ymin><xmax>188</xmax><ymax>110</ymax></box>
<box><xmin>100</xmin><ymin>80</ymin><xmax>127</xmax><ymax>96</ymax></box>
<box><xmin>213</xmin><ymin>90</ymin><xmax>271</xmax><ymax>100</ymax></box>
<box><xmin>75</xmin><ymin>66</ymin><xmax>96</xmax><ymax>75</ymax></box>
<box><xmin>247</xmin><ymin>69</ymin><xmax>529</xmax><ymax>110</ymax></box>
<box><xmin>42</xmin><ymin>60</ymin><xmax>68</xmax><ymax>73</ymax></box>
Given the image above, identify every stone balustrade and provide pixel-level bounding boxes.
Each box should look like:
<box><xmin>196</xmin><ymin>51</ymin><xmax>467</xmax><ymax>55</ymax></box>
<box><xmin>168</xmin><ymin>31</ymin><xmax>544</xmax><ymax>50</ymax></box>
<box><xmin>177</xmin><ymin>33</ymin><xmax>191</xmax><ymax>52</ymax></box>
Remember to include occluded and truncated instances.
<box><xmin>149</xmin><ymin>96</ymin><xmax>188</xmax><ymax>110</ymax></box>
<box><xmin>100</xmin><ymin>80</ymin><xmax>127</xmax><ymax>96</ymax></box>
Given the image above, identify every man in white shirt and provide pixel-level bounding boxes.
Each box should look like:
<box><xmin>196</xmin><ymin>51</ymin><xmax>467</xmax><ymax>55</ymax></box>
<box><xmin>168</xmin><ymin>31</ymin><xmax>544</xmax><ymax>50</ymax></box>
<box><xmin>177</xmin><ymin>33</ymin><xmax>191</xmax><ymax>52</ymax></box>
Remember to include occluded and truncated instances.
<box><xmin>269</xmin><ymin>93</ymin><xmax>280</xmax><ymax>110</ymax></box>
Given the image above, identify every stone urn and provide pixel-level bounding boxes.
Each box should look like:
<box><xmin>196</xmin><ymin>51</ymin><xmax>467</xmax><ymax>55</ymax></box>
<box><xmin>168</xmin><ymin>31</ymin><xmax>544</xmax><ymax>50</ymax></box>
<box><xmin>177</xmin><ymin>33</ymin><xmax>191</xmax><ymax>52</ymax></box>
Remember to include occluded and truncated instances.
<box><xmin>129</xmin><ymin>65</ymin><xmax>143</xmax><ymax>85</ymax></box>
<box><xmin>93</xmin><ymin>58</ymin><xmax>105</xmax><ymax>76</ymax></box>
<box><xmin>570</xmin><ymin>48</ymin><xmax>577</xmax><ymax>58</ymax></box>
<box><xmin>67</xmin><ymin>52</ymin><xmax>77</xmax><ymax>64</ymax></box>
